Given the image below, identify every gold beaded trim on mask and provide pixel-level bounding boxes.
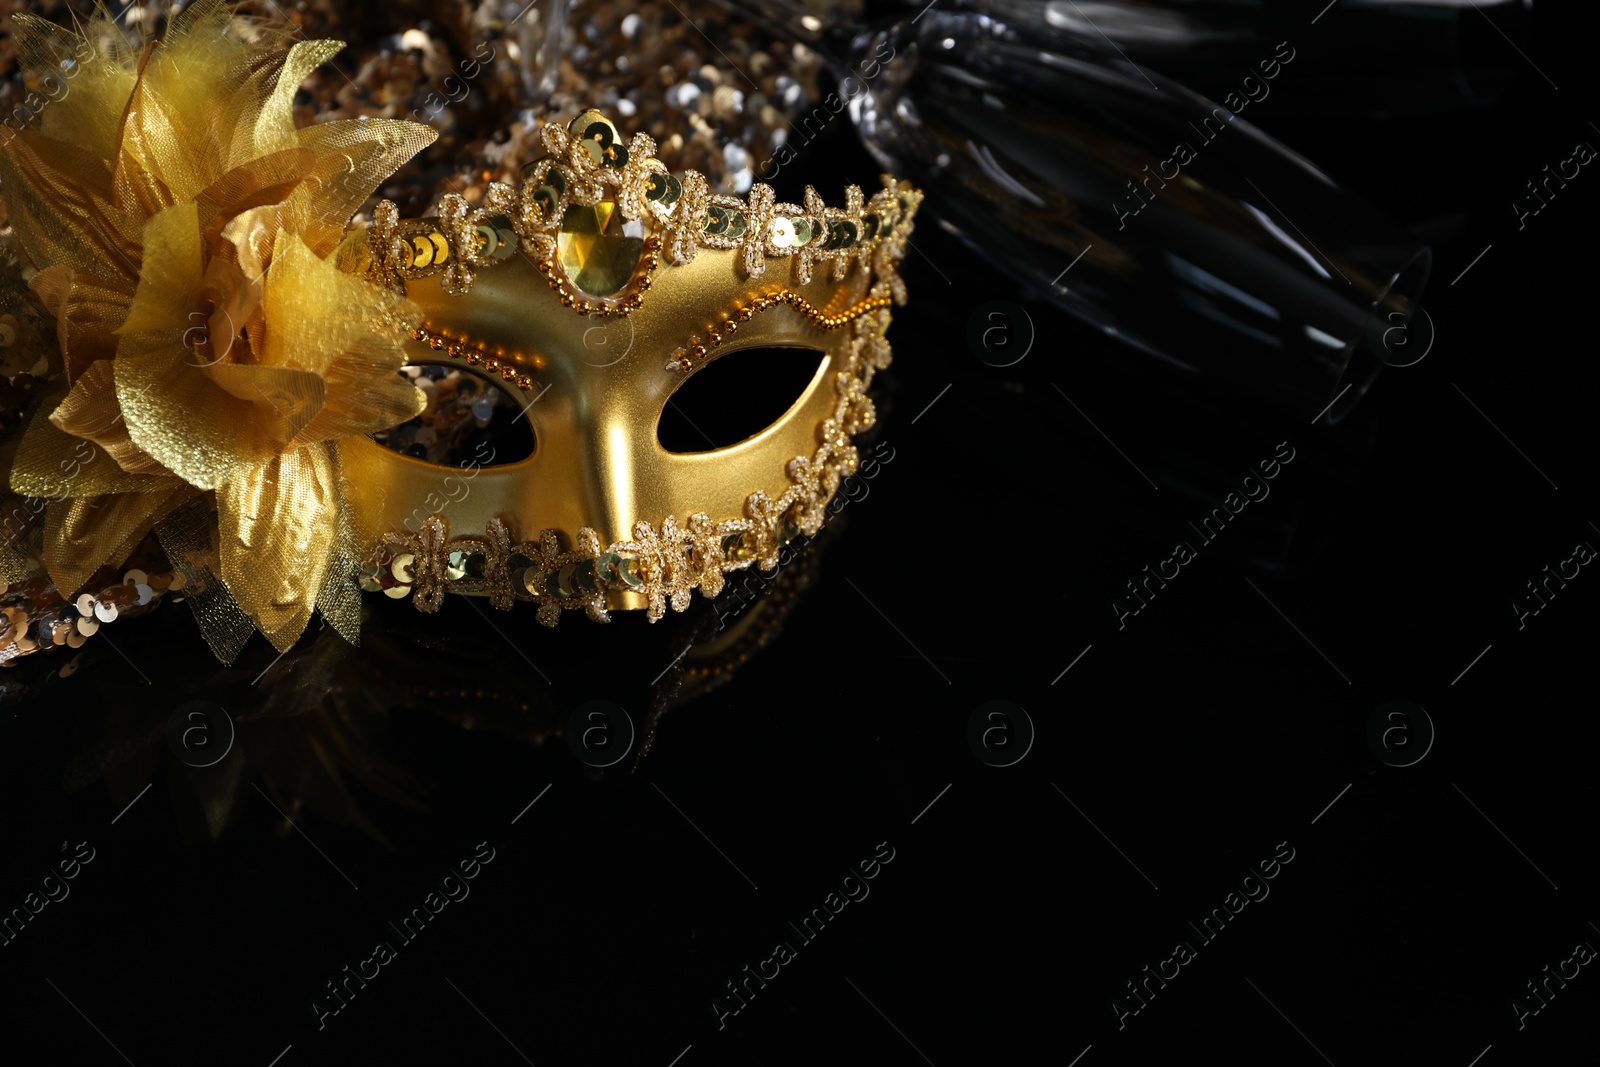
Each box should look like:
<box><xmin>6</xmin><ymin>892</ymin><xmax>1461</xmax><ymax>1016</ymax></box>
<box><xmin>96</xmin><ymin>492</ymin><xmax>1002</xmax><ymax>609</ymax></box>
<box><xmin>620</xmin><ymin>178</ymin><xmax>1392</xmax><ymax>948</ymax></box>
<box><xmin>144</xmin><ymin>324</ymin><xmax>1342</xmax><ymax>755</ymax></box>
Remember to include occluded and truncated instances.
<box><xmin>666</xmin><ymin>291</ymin><xmax>894</xmax><ymax>374</ymax></box>
<box><xmin>364</xmin><ymin>302</ymin><xmax>896</xmax><ymax>624</ymax></box>
<box><xmin>407</xmin><ymin>289</ymin><xmax>892</xmax><ymax>380</ymax></box>
<box><xmin>408</xmin><ymin>324</ymin><xmax>540</xmax><ymax>389</ymax></box>
<box><xmin>365</xmin><ymin>109</ymin><xmax>923</xmax><ymax>313</ymax></box>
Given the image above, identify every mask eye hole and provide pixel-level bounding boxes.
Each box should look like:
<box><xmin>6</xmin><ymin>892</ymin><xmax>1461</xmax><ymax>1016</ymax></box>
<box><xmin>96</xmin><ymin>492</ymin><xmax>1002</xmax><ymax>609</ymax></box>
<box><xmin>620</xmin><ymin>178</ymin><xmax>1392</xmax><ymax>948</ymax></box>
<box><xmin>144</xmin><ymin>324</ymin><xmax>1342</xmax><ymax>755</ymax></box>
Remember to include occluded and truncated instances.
<box><xmin>369</xmin><ymin>365</ymin><xmax>536</xmax><ymax>465</ymax></box>
<box><xmin>658</xmin><ymin>346</ymin><xmax>826</xmax><ymax>453</ymax></box>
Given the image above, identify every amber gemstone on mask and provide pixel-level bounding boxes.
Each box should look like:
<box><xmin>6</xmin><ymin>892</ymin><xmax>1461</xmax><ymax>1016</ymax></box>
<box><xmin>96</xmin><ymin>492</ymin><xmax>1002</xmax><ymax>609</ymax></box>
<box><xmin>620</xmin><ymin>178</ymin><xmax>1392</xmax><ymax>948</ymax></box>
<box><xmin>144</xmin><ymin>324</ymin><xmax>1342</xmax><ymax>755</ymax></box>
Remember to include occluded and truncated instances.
<box><xmin>557</xmin><ymin>200</ymin><xmax>645</xmax><ymax>297</ymax></box>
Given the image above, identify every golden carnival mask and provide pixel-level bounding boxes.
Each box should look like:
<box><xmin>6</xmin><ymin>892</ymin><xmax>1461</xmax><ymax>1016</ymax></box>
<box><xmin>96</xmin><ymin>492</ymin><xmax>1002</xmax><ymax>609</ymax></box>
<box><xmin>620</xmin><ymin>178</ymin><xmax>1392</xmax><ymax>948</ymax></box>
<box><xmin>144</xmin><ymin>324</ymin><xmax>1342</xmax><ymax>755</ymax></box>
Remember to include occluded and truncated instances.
<box><xmin>0</xmin><ymin>2</ymin><xmax>920</xmax><ymax>665</ymax></box>
<box><xmin>345</xmin><ymin>108</ymin><xmax>921</xmax><ymax>626</ymax></box>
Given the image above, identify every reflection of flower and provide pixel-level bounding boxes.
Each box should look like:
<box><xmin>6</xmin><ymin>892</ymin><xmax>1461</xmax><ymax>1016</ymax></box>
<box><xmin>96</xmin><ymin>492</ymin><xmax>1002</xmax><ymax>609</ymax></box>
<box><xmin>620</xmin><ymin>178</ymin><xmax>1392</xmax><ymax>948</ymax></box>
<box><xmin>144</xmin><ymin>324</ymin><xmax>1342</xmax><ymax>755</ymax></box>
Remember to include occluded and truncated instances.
<box><xmin>0</xmin><ymin>1</ymin><xmax>437</xmax><ymax>656</ymax></box>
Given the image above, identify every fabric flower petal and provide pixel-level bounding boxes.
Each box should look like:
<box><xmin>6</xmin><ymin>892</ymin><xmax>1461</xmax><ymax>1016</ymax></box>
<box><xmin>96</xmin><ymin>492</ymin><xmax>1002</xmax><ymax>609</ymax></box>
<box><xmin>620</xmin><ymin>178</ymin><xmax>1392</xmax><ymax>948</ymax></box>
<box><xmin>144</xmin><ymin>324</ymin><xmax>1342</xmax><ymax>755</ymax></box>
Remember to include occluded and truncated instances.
<box><xmin>10</xmin><ymin>382</ymin><xmax>171</xmax><ymax>498</ymax></box>
<box><xmin>50</xmin><ymin>360</ymin><xmax>171</xmax><ymax>477</ymax></box>
<box><xmin>260</xmin><ymin>232</ymin><xmax>423</xmax><ymax>444</ymax></box>
<box><xmin>252</xmin><ymin>39</ymin><xmax>348</xmax><ymax>156</ymax></box>
<box><xmin>193</xmin><ymin>147</ymin><xmax>317</xmax><ymax>254</ymax></box>
<box><xmin>217</xmin><ymin>443</ymin><xmax>339</xmax><ymax>652</ymax></box>
<box><xmin>13</xmin><ymin>12</ymin><xmax>137</xmax><ymax>164</ymax></box>
<box><xmin>117</xmin><ymin>200</ymin><xmax>204</xmax><ymax>336</ymax></box>
<box><xmin>28</xmin><ymin>266</ymin><xmax>138</xmax><ymax>384</ymax></box>
<box><xmin>42</xmin><ymin>483</ymin><xmax>199</xmax><ymax>597</ymax></box>
<box><xmin>286</xmin><ymin>120</ymin><xmax>439</xmax><ymax>256</ymax></box>
<box><xmin>0</xmin><ymin>136</ymin><xmax>141</xmax><ymax>281</ymax></box>
<box><xmin>117</xmin><ymin>337</ymin><xmax>325</xmax><ymax>490</ymax></box>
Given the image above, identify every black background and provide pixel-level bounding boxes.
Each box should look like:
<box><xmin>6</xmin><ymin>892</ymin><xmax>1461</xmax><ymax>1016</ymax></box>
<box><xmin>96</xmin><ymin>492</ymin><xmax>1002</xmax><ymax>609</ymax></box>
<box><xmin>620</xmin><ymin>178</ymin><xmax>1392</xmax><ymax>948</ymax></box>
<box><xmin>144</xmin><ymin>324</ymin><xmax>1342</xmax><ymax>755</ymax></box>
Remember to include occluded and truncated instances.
<box><xmin>2</xmin><ymin>2</ymin><xmax>1597</xmax><ymax>1064</ymax></box>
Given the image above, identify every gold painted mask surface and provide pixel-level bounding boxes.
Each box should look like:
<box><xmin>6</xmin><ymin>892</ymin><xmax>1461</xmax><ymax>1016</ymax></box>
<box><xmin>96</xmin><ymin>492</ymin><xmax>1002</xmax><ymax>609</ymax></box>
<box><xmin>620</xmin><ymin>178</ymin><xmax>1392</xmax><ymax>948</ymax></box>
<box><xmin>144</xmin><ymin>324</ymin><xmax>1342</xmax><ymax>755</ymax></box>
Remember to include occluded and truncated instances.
<box><xmin>342</xmin><ymin>110</ymin><xmax>922</xmax><ymax>625</ymax></box>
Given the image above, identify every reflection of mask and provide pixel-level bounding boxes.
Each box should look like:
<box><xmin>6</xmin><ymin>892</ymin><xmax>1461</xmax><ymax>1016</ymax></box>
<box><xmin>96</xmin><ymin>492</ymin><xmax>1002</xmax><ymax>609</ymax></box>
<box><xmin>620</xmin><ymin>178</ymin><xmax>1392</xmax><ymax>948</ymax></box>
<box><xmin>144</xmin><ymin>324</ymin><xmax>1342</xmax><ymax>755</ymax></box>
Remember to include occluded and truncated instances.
<box><xmin>341</xmin><ymin>111</ymin><xmax>922</xmax><ymax>625</ymax></box>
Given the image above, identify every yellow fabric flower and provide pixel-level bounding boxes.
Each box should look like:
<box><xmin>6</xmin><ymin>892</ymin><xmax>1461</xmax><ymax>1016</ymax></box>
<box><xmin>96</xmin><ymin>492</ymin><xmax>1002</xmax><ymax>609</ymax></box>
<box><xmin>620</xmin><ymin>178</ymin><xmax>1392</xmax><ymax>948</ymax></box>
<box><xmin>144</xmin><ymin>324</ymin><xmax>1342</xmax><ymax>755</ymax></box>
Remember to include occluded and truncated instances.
<box><xmin>0</xmin><ymin>0</ymin><xmax>436</xmax><ymax>655</ymax></box>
